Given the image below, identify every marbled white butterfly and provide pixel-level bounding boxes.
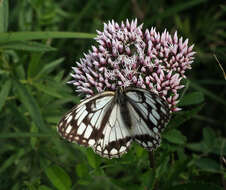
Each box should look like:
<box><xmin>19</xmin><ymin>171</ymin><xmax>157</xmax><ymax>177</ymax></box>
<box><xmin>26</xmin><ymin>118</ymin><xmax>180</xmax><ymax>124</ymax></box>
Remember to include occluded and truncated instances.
<box><xmin>57</xmin><ymin>87</ymin><xmax>170</xmax><ymax>159</ymax></box>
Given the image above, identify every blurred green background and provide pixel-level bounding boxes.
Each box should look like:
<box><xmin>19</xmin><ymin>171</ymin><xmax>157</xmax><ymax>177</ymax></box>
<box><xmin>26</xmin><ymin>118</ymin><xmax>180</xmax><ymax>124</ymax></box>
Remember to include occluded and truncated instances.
<box><xmin>0</xmin><ymin>0</ymin><xmax>225</xmax><ymax>190</ymax></box>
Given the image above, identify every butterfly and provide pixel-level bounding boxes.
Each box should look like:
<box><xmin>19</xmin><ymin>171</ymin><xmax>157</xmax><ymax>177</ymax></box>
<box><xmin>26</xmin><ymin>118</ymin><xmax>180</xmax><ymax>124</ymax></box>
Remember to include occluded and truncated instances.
<box><xmin>57</xmin><ymin>87</ymin><xmax>170</xmax><ymax>159</ymax></box>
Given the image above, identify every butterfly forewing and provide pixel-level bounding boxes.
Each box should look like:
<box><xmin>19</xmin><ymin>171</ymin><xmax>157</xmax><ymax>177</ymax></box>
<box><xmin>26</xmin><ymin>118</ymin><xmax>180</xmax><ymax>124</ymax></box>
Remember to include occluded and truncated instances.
<box><xmin>58</xmin><ymin>92</ymin><xmax>114</xmax><ymax>147</ymax></box>
<box><xmin>58</xmin><ymin>91</ymin><xmax>132</xmax><ymax>158</ymax></box>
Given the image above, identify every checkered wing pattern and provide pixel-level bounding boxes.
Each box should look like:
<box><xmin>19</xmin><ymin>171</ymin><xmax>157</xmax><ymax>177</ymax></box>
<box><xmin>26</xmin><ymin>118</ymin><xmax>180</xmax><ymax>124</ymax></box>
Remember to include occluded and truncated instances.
<box><xmin>57</xmin><ymin>87</ymin><xmax>170</xmax><ymax>159</ymax></box>
<box><xmin>125</xmin><ymin>88</ymin><xmax>170</xmax><ymax>151</ymax></box>
<box><xmin>57</xmin><ymin>91</ymin><xmax>132</xmax><ymax>158</ymax></box>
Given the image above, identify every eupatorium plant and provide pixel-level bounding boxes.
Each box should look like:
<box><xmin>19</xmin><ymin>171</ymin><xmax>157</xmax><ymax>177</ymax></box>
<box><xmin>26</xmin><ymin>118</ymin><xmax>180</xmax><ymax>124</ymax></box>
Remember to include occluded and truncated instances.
<box><xmin>69</xmin><ymin>19</ymin><xmax>195</xmax><ymax>112</ymax></box>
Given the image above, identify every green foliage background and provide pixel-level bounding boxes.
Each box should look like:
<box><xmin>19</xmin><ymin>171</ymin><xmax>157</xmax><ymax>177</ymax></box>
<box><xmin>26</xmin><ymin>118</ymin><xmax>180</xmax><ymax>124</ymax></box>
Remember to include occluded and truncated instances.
<box><xmin>0</xmin><ymin>0</ymin><xmax>225</xmax><ymax>189</ymax></box>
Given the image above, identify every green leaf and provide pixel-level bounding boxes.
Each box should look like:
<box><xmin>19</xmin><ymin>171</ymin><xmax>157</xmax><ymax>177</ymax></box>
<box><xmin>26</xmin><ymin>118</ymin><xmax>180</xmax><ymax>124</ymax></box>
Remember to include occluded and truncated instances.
<box><xmin>163</xmin><ymin>129</ymin><xmax>187</xmax><ymax>145</ymax></box>
<box><xmin>27</xmin><ymin>52</ymin><xmax>43</xmax><ymax>78</ymax></box>
<box><xmin>0</xmin><ymin>149</ymin><xmax>25</xmax><ymax>173</ymax></box>
<box><xmin>0</xmin><ymin>41</ymin><xmax>56</xmax><ymax>52</ymax></box>
<box><xmin>0</xmin><ymin>79</ymin><xmax>11</xmax><ymax>111</ymax></box>
<box><xmin>165</xmin><ymin>183</ymin><xmax>222</xmax><ymax>190</ymax></box>
<box><xmin>203</xmin><ymin>127</ymin><xmax>216</xmax><ymax>146</ymax></box>
<box><xmin>156</xmin><ymin>156</ymin><xmax>170</xmax><ymax>178</ymax></box>
<box><xmin>35</xmin><ymin>58</ymin><xmax>64</xmax><ymax>79</ymax></box>
<box><xmin>0</xmin><ymin>132</ymin><xmax>54</xmax><ymax>138</ymax></box>
<box><xmin>32</xmin><ymin>81</ymin><xmax>63</xmax><ymax>98</ymax></box>
<box><xmin>166</xmin><ymin>159</ymin><xmax>188</xmax><ymax>184</ymax></box>
<box><xmin>0</xmin><ymin>31</ymin><xmax>96</xmax><ymax>43</ymax></box>
<box><xmin>140</xmin><ymin>170</ymin><xmax>155</xmax><ymax>189</ymax></box>
<box><xmin>39</xmin><ymin>185</ymin><xmax>53</xmax><ymax>190</ymax></box>
<box><xmin>186</xmin><ymin>128</ymin><xmax>226</xmax><ymax>156</ymax></box>
<box><xmin>13</xmin><ymin>80</ymin><xmax>46</xmax><ymax>131</ymax></box>
<box><xmin>190</xmin><ymin>81</ymin><xmax>226</xmax><ymax>106</ymax></box>
<box><xmin>15</xmin><ymin>64</ymin><xmax>26</xmax><ymax>80</ymax></box>
<box><xmin>179</xmin><ymin>92</ymin><xmax>204</xmax><ymax>106</ymax></box>
<box><xmin>45</xmin><ymin>165</ymin><xmax>72</xmax><ymax>190</ymax></box>
<box><xmin>30</xmin><ymin>122</ymin><xmax>38</xmax><ymax>149</ymax></box>
<box><xmin>0</xmin><ymin>0</ymin><xmax>8</xmax><ymax>32</ymax></box>
<box><xmin>147</xmin><ymin>0</ymin><xmax>207</xmax><ymax>24</ymax></box>
<box><xmin>186</xmin><ymin>142</ymin><xmax>207</xmax><ymax>152</ymax></box>
<box><xmin>76</xmin><ymin>163</ymin><xmax>89</xmax><ymax>178</ymax></box>
<box><xmin>168</xmin><ymin>105</ymin><xmax>203</xmax><ymax>128</ymax></box>
<box><xmin>194</xmin><ymin>158</ymin><xmax>221</xmax><ymax>173</ymax></box>
<box><xmin>85</xmin><ymin>148</ymin><xmax>99</xmax><ymax>169</ymax></box>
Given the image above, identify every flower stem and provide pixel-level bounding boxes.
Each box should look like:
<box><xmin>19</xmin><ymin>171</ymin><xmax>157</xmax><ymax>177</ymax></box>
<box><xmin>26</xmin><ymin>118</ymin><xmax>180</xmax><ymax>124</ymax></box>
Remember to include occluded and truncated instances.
<box><xmin>149</xmin><ymin>151</ymin><xmax>155</xmax><ymax>168</ymax></box>
<box><xmin>149</xmin><ymin>151</ymin><xmax>158</xmax><ymax>190</ymax></box>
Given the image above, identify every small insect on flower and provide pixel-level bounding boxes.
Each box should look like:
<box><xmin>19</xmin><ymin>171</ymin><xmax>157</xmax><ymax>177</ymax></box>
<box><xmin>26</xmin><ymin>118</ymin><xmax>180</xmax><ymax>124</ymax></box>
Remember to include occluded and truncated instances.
<box><xmin>58</xmin><ymin>87</ymin><xmax>170</xmax><ymax>158</ymax></box>
<box><xmin>57</xmin><ymin>19</ymin><xmax>195</xmax><ymax>158</ymax></box>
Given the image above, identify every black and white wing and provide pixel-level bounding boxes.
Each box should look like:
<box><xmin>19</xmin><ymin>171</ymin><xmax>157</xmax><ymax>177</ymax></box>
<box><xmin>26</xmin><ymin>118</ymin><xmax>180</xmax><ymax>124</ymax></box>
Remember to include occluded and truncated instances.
<box><xmin>57</xmin><ymin>91</ymin><xmax>132</xmax><ymax>159</ymax></box>
<box><xmin>93</xmin><ymin>102</ymin><xmax>132</xmax><ymax>158</ymax></box>
<box><xmin>125</xmin><ymin>87</ymin><xmax>170</xmax><ymax>151</ymax></box>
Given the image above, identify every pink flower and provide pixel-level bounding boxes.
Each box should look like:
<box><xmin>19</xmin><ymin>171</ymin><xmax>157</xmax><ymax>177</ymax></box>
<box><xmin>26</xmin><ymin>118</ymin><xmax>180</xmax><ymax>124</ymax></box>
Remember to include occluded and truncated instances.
<box><xmin>69</xmin><ymin>19</ymin><xmax>195</xmax><ymax>112</ymax></box>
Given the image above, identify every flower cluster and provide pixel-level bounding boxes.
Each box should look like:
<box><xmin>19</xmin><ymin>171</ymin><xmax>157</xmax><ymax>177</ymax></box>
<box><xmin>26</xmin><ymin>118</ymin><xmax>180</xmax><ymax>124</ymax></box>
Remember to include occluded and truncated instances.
<box><xmin>69</xmin><ymin>19</ymin><xmax>195</xmax><ymax>112</ymax></box>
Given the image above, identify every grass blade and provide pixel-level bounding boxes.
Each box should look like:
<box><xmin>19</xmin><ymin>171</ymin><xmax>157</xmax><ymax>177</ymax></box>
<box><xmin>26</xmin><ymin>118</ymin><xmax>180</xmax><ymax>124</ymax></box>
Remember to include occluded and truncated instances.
<box><xmin>0</xmin><ymin>31</ymin><xmax>96</xmax><ymax>43</ymax></box>
<box><xmin>13</xmin><ymin>80</ymin><xmax>46</xmax><ymax>131</ymax></box>
<box><xmin>0</xmin><ymin>0</ymin><xmax>8</xmax><ymax>32</ymax></box>
<box><xmin>0</xmin><ymin>80</ymin><xmax>11</xmax><ymax>111</ymax></box>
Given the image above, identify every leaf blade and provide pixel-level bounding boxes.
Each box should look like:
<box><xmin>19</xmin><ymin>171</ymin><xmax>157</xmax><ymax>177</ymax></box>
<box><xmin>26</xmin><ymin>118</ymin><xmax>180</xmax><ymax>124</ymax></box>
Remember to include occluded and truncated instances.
<box><xmin>45</xmin><ymin>165</ymin><xmax>72</xmax><ymax>190</ymax></box>
<box><xmin>0</xmin><ymin>80</ymin><xmax>11</xmax><ymax>111</ymax></box>
<box><xmin>13</xmin><ymin>80</ymin><xmax>46</xmax><ymax>131</ymax></box>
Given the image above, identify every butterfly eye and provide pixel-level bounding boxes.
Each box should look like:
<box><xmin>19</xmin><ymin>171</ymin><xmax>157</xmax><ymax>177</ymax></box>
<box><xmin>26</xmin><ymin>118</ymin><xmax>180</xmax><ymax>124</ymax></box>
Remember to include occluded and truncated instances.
<box><xmin>57</xmin><ymin>87</ymin><xmax>170</xmax><ymax>159</ymax></box>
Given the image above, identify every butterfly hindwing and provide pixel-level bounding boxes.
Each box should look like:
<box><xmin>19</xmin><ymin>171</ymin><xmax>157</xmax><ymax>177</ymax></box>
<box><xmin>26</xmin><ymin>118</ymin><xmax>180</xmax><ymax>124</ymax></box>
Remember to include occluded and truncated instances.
<box><xmin>125</xmin><ymin>88</ymin><xmax>170</xmax><ymax>150</ymax></box>
<box><xmin>94</xmin><ymin>103</ymin><xmax>132</xmax><ymax>158</ymax></box>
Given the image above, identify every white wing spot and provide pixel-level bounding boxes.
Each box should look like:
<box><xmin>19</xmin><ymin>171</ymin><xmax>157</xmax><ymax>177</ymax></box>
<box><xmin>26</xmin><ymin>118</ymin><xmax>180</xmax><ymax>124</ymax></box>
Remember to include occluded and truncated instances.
<box><xmin>153</xmin><ymin>127</ymin><xmax>158</xmax><ymax>133</ymax></box>
<box><xmin>65</xmin><ymin>113</ymin><xmax>71</xmax><ymax>120</ymax></box>
<box><xmin>126</xmin><ymin>141</ymin><xmax>131</xmax><ymax>147</ymax></box>
<box><xmin>149</xmin><ymin>113</ymin><xmax>158</xmax><ymax>126</ymax></box>
<box><xmin>119</xmin><ymin>146</ymin><xmax>126</xmax><ymax>152</ymax></box>
<box><xmin>127</xmin><ymin>92</ymin><xmax>141</xmax><ymax>102</ymax></box>
<box><xmin>94</xmin><ymin>96</ymin><xmax>113</xmax><ymax>110</ymax></box>
<box><xmin>142</xmin><ymin>142</ymin><xmax>147</xmax><ymax>147</ymax></box>
<box><xmin>147</xmin><ymin>99</ymin><xmax>157</xmax><ymax>109</ymax></box>
<box><xmin>110</xmin><ymin>148</ymin><xmax>118</xmax><ymax>155</ymax></box>
<box><xmin>65</xmin><ymin>125</ymin><xmax>73</xmax><ymax>134</ymax></box>
<box><xmin>156</xmin><ymin>98</ymin><xmax>162</xmax><ymax>104</ymax></box>
<box><xmin>59</xmin><ymin>122</ymin><xmax>63</xmax><ymax>127</ymax></box>
<box><xmin>104</xmin><ymin>149</ymin><xmax>108</xmax><ymax>154</ymax></box>
<box><xmin>75</xmin><ymin>136</ymin><xmax>79</xmax><ymax>140</ymax></box>
<box><xmin>84</xmin><ymin>125</ymin><xmax>93</xmax><ymax>139</ymax></box>
<box><xmin>148</xmin><ymin>142</ymin><xmax>153</xmax><ymax>147</ymax></box>
<box><xmin>138</xmin><ymin>103</ymin><xmax>148</xmax><ymax>117</ymax></box>
<box><xmin>87</xmin><ymin>113</ymin><xmax>93</xmax><ymax>121</ymax></box>
<box><xmin>77</xmin><ymin>123</ymin><xmax>86</xmax><ymax>135</ymax></box>
<box><xmin>66</xmin><ymin>115</ymin><xmax>73</xmax><ymax>124</ymax></box>
<box><xmin>75</xmin><ymin>106</ymin><xmax>86</xmax><ymax>119</ymax></box>
<box><xmin>90</xmin><ymin>109</ymin><xmax>101</xmax><ymax>126</ymax></box>
<box><xmin>97</xmin><ymin>145</ymin><xmax>102</xmax><ymax>152</ymax></box>
<box><xmin>77</xmin><ymin>110</ymin><xmax>88</xmax><ymax>126</ymax></box>
<box><xmin>88</xmin><ymin>139</ymin><xmax>95</xmax><ymax>146</ymax></box>
<box><xmin>152</xmin><ymin>109</ymin><xmax>160</xmax><ymax>120</ymax></box>
<box><xmin>161</xmin><ymin>106</ymin><xmax>167</xmax><ymax>114</ymax></box>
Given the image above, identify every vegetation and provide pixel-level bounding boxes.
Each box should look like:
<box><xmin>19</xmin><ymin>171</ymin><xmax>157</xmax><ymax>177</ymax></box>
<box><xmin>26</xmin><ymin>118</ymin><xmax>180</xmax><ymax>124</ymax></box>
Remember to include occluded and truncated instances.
<box><xmin>0</xmin><ymin>0</ymin><xmax>225</xmax><ymax>189</ymax></box>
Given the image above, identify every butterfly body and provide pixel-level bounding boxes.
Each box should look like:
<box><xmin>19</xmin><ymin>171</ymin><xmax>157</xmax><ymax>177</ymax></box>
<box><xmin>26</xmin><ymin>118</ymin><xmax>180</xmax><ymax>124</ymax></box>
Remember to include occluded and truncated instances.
<box><xmin>58</xmin><ymin>87</ymin><xmax>170</xmax><ymax>159</ymax></box>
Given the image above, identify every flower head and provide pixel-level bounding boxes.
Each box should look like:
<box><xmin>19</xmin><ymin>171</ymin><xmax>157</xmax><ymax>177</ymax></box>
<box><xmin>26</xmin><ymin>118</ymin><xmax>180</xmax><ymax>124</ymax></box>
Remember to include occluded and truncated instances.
<box><xmin>69</xmin><ymin>19</ymin><xmax>195</xmax><ymax>112</ymax></box>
